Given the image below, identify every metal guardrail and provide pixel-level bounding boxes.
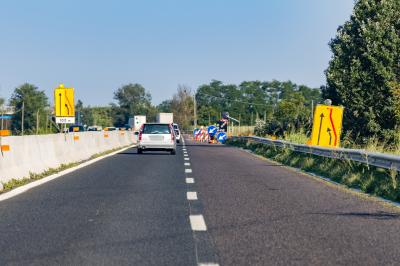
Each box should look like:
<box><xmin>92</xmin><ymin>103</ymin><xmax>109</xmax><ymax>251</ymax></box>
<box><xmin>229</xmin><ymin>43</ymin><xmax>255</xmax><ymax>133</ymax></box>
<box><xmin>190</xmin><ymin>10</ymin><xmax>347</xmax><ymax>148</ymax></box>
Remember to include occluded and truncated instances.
<box><xmin>231</xmin><ymin>136</ymin><xmax>400</xmax><ymax>172</ymax></box>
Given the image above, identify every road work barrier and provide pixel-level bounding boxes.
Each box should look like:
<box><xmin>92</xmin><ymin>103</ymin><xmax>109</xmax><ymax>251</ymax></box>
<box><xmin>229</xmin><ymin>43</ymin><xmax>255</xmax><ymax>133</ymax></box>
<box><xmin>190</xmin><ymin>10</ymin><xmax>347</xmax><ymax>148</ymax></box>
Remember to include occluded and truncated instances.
<box><xmin>0</xmin><ymin>131</ymin><xmax>136</xmax><ymax>184</ymax></box>
<box><xmin>232</xmin><ymin>136</ymin><xmax>400</xmax><ymax>172</ymax></box>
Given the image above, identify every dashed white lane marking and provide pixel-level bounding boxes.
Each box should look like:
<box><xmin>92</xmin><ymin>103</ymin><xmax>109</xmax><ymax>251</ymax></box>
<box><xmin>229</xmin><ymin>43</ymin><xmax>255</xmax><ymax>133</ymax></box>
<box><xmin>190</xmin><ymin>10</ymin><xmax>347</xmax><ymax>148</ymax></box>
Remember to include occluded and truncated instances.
<box><xmin>198</xmin><ymin>263</ymin><xmax>220</xmax><ymax>266</ymax></box>
<box><xmin>186</xmin><ymin>178</ymin><xmax>194</xmax><ymax>184</ymax></box>
<box><xmin>184</xmin><ymin>162</ymin><xmax>191</xmax><ymax>166</ymax></box>
<box><xmin>187</xmin><ymin>191</ymin><xmax>198</xmax><ymax>200</ymax></box>
<box><xmin>184</xmin><ymin>158</ymin><xmax>190</xmax><ymax>161</ymax></box>
<box><xmin>184</xmin><ymin>154</ymin><xmax>189</xmax><ymax>157</ymax></box>
<box><xmin>185</xmin><ymin>169</ymin><xmax>192</xmax><ymax>173</ymax></box>
<box><xmin>190</xmin><ymin>215</ymin><xmax>207</xmax><ymax>231</ymax></box>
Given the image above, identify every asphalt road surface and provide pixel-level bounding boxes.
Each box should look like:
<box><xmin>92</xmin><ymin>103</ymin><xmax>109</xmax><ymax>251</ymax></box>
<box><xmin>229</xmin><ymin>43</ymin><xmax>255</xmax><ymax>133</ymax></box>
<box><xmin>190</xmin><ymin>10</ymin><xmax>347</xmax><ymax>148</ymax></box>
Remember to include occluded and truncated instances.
<box><xmin>1</xmin><ymin>136</ymin><xmax>400</xmax><ymax>265</ymax></box>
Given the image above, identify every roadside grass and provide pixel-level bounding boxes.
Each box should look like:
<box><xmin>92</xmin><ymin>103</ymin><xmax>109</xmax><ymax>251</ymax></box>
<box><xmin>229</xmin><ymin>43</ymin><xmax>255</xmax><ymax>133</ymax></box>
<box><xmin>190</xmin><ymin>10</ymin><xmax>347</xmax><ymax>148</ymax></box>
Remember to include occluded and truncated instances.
<box><xmin>227</xmin><ymin>138</ymin><xmax>400</xmax><ymax>202</ymax></box>
<box><xmin>0</xmin><ymin>145</ymin><xmax>132</xmax><ymax>194</ymax></box>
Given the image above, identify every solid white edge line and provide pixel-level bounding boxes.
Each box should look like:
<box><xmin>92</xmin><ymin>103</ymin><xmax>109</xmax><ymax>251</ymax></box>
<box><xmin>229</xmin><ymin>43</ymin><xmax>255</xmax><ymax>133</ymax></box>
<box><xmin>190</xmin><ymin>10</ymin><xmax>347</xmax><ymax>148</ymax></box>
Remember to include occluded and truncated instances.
<box><xmin>187</xmin><ymin>191</ymin><xmax>198</xmax><ymax>200</ymax></box>
<box><xmin>0</xmin><ymin>145</ymin><xmax>135</xmax><ymax>202</ymax></box>
<box><xmin>186</xmin><ymin>178</ymin><xmax>194</xmax><ymax>184</ymax></box>
<box><xmin>189</xmin><ymin>215</ymin><xmax>207</xmax><ymax>231</ymax></box>
<box><xmin>185</xmin><ymin>169</ymin><xmax>192</xmax><ymax>173</ymax></box>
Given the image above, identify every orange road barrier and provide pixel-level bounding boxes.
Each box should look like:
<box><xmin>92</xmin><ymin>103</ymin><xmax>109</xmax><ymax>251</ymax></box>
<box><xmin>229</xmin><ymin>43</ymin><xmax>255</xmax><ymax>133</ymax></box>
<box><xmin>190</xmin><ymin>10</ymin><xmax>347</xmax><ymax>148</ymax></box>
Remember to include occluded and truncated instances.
<box><xmin>0</xmin><ymin>130</ymin><xmax>11</xmax><ymax>137</ymax></box>
<box><xmin>1</xmin><ymin>145</ymin><xmax>10</xmax><ymax>152</ymax></box>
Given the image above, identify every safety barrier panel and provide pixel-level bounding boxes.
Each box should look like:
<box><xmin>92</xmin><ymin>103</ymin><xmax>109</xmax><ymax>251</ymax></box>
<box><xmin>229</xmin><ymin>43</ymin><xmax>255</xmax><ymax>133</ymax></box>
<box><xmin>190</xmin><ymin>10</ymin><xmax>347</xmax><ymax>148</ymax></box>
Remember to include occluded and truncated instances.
<box><xmin>0</xmin><ymin>131</ymin><xmax>136</xmax><ymax>184</ymax></box>
<box><xmin>232</xmin><ymin>136</ymin><xmax>400</xmax><ymax>172</ymax></box>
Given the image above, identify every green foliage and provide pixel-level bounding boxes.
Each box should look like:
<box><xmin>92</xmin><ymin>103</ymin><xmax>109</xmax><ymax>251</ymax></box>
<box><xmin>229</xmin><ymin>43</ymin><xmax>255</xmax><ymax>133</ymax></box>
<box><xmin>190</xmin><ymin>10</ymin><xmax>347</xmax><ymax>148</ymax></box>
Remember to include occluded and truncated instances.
<box><xmin>324</xmin><ymin>0</ymin><xmax>400</xmax><ymax>142</ymax></box>
<box><xmin>195</xmin><ymin>80</ymin><xmax>320</xmax><ymax>136</ymax></box>
<box><xmin>9</xmin><ymin>83</ymin><xmax>49</xmax><ymax>134</ymax></box>
<box><xmin>113</xmin><ymin>83</ymin><xmax>154</xmax><ymax>126</ymax></box>
<box><xmin>228</xmin><ymin>138</ymin><xmax>400</xmax><ymax>202</ymax></box>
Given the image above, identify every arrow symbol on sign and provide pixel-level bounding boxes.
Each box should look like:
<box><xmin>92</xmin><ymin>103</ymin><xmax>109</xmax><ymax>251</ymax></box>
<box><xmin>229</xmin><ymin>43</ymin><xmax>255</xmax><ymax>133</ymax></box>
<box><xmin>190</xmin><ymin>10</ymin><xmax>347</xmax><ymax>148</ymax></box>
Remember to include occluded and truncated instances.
<box><xmin>328</xmin><ymin>108</ymin><xmax>338</xmax><ymax>146</ymax></box>
<box><xmin>327</xmin><ymin>128</ymin><xmax>332</xmax><ymax>145</ymax></box>
<box><xmin>58</xmin><ymin>93</ymin><xmax>62</xmax><ymax>116</ymax></box>
<box><xmin>65</xmin><ymin>104</ymin><xmax>70</xmax><ymax>115</ymax></box>
<box><xmin>317</xmin><ymin>113</ymin><xmax>325</xmax><ymax>145</ymax></box>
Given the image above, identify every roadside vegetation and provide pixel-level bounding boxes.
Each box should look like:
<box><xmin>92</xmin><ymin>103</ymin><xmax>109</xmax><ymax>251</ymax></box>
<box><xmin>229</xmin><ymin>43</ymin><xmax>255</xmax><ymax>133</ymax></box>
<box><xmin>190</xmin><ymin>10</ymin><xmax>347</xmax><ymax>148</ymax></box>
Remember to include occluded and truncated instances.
<box><xmin>227</xmin><ymin>138</ymin><xmax>400</xmax><ymax>202</ymax></box>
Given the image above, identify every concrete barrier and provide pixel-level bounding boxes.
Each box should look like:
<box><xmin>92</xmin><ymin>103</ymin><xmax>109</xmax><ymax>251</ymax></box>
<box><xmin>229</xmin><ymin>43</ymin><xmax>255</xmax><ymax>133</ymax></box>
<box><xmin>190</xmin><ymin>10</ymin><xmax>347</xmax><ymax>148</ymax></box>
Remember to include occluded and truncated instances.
<box><xmin>0</xmin><ymin>131</ymin><xmax>136</xmax><ymax>184</ymax></box>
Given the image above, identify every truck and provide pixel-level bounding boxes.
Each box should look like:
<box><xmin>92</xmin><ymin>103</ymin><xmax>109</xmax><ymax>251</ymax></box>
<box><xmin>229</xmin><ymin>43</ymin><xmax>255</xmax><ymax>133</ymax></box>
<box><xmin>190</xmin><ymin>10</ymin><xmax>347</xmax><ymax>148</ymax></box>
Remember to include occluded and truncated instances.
<box><xmin>128</xmin><ymin>115</ymin><xmax>147</xmax><ymax>131</ymax></box>
<box><xmin>156</xmin><ymin>113</ymin><xmax>173</xmax><ymax>124</ymax></box>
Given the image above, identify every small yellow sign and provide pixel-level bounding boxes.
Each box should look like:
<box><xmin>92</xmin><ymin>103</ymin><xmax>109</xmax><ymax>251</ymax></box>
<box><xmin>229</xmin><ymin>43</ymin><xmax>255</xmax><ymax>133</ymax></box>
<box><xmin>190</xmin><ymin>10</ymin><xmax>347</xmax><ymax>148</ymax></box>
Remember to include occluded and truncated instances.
<box><xmin>54</xmin><ymin>84</ymin><xmax>75</xmax><ymax>117</ymax></box>
<box><xmin>310</xmin><ymin>104</ymin><xmax>344</xmax><ymax>148</ymax></box>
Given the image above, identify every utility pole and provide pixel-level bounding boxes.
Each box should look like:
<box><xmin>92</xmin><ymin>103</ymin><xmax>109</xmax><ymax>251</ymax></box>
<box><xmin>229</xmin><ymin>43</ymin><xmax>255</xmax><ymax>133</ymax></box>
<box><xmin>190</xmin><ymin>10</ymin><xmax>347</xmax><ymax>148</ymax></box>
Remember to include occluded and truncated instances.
<box><xmin>311</xmin><ymin>100</ymin><xmax>314</xmax><ymax>120</ymax></box>
<box><xmin>193</xmin><ymin>93</ymin><xmax>197</xmax><ymax>128</ymax></box>
<box><xmin>21</xmin><ymin>101</ymin><xmax>25</xmax><ymax>136</ymax></box>
<box><xmin>36</xmin><ymin>110</ymin><xmax>39</xmax><ymax>134</ymax></box>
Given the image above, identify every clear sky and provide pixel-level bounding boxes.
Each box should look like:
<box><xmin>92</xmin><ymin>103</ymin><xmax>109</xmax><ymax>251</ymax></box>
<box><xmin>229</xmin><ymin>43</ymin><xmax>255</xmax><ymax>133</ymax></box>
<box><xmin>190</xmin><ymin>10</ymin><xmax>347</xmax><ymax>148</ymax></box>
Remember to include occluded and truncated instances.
<box><xmin>0</xmin><ymin>0</ymin><xmax>354</xmax><ymax>106</ymax></box>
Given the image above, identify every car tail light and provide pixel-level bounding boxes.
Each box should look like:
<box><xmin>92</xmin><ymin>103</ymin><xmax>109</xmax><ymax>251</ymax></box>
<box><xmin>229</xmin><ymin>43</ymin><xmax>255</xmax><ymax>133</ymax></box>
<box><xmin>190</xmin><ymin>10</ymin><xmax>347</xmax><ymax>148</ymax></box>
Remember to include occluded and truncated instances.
<box><xmin>138</xmin><ymin>125</ymin><xmax>144</xmax><ymax>141</ymax></box>
<box><xmin>170</xmin><ymin>125</ymin><xmax>175</xmax><ymax>142</ymax></box>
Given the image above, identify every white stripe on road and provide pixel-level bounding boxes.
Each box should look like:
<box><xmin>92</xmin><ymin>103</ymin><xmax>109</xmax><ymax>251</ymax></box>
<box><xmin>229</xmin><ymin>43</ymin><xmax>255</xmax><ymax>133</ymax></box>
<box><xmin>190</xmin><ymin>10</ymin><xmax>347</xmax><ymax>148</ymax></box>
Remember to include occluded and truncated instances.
<box><xmin>184</xmin><ymin>162</ymin><xmax>190</xmax><ymax>166</ymax></box>
<box><xmin>189</xmin><ymin>215</ymin><xmax>207</xmax><ymax>231</ymax></box>
<box><xmin>198</xmin><ymin>263</ymin><xmax>220</xmax><ymax>266</ymax></box>
<box><xmin>185</xmin><ymin>169</ymin><xmax>192</xmax><ymax>173</ymax></box>
<box><xmin>184</xmin><ymin>154</ymin><xmax>189</xmax><ymax>157</ymax></box>
<box><xmin>186</xmin><ymin>178</ymin><xmax>194</xmax><ymax>184</ymax></box>
<box><xmin>187</xmin><ymin>191</ymin><xmax>198</xmax><ymax>200</ymax></box>
<box><xmin>184</xmin><ymin>158</ymin><xmax>190</xmax><ymax>161</ymax></box>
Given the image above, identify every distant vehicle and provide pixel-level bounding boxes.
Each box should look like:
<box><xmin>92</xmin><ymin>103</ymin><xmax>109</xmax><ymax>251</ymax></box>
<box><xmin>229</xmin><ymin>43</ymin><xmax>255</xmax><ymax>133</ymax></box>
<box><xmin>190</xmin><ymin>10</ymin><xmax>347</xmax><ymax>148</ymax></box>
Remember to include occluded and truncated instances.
<box><xmin>123</xmin><ymin>124</ymin><xmax>132</xmax><ymax>130</ymax></box>
<box><xmin>69</xmin><ymin>125</ymin><xmax>85</xmax><ymax>132</ymax></box>
<box><xmin>173</xmin><ymin>123</ymin><xmax>181</xmax><ymax>143</ymax></box>
<box><xmin>104</xmin><ymin>127</ymin><xmax>117</xmax><ymax>131</ymax></box>
<box><xmin>87</xmin><ymin>125</ymin><xmax>102</xmax><ymax>131</ymax></box>
<box><xmin>137</xmin><ymin>123</ymin><xmax>176</xmax><ymax>155</ymax></box>
<box><xmin>129</xmin><ymin>115</ymin><xmax>146</xmax><ymax>131</ymax></box>
<box><xmin>156</xmin><ymin>113</ymin><xmax>173</xmax><ymax>124</ymax></box>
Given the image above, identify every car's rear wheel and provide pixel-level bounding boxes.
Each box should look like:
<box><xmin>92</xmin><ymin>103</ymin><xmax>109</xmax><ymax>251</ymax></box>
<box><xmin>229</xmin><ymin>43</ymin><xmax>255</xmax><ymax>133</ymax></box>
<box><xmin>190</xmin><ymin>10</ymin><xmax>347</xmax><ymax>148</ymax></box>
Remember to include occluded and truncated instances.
<box><xmin>170</xmin><ymin>149</ymin><xmax>176</xmax><ymax>155</ymax></box>
<box><xmin>137</xmin><ymin>148</ymin><xmax>143</xmax><ymax>154</ymax></box>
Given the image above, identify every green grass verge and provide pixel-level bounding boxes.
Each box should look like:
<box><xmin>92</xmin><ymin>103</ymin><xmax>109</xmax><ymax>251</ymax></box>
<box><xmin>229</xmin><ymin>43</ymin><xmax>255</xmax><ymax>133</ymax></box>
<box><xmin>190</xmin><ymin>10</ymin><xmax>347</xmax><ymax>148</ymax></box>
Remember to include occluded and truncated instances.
<box><xmin>0</xmin><ymin>145</ymin><xmax>133</xmax><ymax>194</ymax></box>
<box><xmin>226</xmin><ymin>138</ymin><xmax>400</xmax><ymax>202</ymax></box>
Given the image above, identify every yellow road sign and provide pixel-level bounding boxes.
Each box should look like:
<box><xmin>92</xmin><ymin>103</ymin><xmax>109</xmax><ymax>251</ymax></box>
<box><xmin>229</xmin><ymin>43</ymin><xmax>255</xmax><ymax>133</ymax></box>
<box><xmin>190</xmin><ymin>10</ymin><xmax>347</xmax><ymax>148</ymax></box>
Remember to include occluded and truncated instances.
<box><xmin>54</xmin><ymin>84</ymin><xmax>75</xmax><ymax>117</ymax></box>
<box><xmin>310</xmin><ymin>104</ymin><xmax>344</xmax><ymax>148</ymax></box>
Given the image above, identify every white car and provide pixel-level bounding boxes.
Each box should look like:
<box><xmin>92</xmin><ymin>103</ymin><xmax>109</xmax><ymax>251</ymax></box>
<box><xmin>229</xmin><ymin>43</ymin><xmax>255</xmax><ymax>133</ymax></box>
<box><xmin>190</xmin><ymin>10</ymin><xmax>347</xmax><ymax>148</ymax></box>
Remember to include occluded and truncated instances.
<box><xmin>137</xmin><ymin>123</ymin><xmax>176</xmax><ymax>155</ymax></box>
<box><xmin>173</xmin><ymin>123</ymin><xmax>181</xmax><ymax>143</ymax></box>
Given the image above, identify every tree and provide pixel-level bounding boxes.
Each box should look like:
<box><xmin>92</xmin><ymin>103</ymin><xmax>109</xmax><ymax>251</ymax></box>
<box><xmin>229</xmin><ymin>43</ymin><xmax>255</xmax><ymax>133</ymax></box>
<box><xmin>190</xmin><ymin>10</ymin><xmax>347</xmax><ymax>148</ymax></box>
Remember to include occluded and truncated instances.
<box><xmin>113</xmin><ymin>83</ymin><xmax>154</xmax><ymax>126</ymax></box>
<box><xmin>170</xmin><ymin>85</ymin><xmax>194</xmax><ymax>129</ymax></box>
<box><xmin>324</xmin><ymin>0</ymin><xmax>400</xmax><ymax>141</ymax></box>
<box><xmin>9</xmin><ymin>83</ymin><xmax>49</xmax><ymax>134</ymax></box>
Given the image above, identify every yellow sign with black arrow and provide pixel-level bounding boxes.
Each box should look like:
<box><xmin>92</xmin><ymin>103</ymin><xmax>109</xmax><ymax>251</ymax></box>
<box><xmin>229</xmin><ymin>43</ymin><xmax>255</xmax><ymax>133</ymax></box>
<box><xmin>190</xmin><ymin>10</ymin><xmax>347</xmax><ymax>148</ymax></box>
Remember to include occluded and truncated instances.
<box><xmin>54</xmin><ymin>84</ymin><xmax>75</xmax><ymax>124</ymax></box>
<box><xmin>310</xmin><ymin>104</ymin><xmax>344</xmax><ymax>148</ymax></box>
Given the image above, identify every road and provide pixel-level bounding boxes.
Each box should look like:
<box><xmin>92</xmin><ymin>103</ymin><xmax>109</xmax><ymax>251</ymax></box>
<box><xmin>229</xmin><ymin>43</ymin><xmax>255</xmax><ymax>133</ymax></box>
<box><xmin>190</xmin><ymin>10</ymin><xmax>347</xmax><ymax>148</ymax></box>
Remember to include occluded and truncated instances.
<box><xmin>1</xmin><ymin>136</ymin><xmax>400</xmax><ymax>265</ymax></box>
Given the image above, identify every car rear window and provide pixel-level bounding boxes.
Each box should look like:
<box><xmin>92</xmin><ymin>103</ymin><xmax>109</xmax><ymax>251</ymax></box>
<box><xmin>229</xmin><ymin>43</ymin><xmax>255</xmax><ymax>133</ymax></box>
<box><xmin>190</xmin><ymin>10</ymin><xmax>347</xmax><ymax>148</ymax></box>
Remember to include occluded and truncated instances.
<box><xmin>143</xmin><ymin>124</ymin><xmax>171</xmax><ymax>134</ymax></box>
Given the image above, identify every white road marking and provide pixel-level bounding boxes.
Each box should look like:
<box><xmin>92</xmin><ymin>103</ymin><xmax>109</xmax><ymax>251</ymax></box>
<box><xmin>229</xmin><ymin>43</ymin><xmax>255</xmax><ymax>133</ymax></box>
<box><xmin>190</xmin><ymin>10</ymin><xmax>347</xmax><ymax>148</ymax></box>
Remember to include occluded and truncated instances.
<box><xmin>186</xmin><ymin>178</ymin><xmax>194</xmax><ymax>183</ymax></box>
<box><xmin>198</xmin><ymin>263</ymin><xmax>220</xmax><ymax>266</ymax></box>
<box><xmin>184</xmin><ymin>162</ymin><xmax>190</xmax><ymax>166</ymax></box>
<box><xmin>184</xmin><ymin>154</ymin><xmax>189</xmax><ymax>157</ymax></box>
<box><xmin>184</xmin><ymin>158</ymin><xmax>190</xmax><ymax>161</ymax></box>
<box><xmin>190</xmin><ymin>215</ymin><xmax>207</xmax><ymax>231</ymax></box>
<box><xmin>185</xmin><ymin>169</ymin><xmax>192</xmax><ymax>173</ymax></box>
<box><xmin>187</xmin><ymin>191</ymin><xmax>198</xmax><ymax>200</ymax></box>
<box><xmin>0</xmin><ymin>145</ymin><xmax>135</xmax><ymax>202</ymax></box>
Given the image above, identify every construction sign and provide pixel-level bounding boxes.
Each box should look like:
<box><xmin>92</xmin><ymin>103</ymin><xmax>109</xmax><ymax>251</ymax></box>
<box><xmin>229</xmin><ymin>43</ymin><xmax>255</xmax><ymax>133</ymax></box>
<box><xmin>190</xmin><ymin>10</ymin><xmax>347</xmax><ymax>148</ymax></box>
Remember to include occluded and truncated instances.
<box><xmin>310</xmin><ymin>104</ymin><xmax>344</xmax><ymax>148</ymax></box>
<box><xmin>54</xmin><ymin>84</ymin><xmax>75</xmax><ymax>124</ymax></box>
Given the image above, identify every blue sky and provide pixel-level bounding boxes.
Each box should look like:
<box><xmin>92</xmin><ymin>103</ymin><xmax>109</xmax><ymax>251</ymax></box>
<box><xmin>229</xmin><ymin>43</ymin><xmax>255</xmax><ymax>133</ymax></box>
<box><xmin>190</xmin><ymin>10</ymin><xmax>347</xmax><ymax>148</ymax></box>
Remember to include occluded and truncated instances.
<box><xmin>0</xmin><ymin>0</ymin><xmax>354</xmax><ymax>106</ymax></box>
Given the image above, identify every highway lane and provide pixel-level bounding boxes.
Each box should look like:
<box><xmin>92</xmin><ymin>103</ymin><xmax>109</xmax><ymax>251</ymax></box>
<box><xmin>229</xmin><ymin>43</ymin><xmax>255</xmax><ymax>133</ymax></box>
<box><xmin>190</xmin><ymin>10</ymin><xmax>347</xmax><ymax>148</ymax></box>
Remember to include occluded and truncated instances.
<box><xmin>186</xmin><ymin>137</ymin><xmax>400</xmax><ymax>265</ymax></box>
<box><xmin>0</xmin><ymin>145</ymin><xmax>197</xmax><ymax>265</ymax></box>
<box><xmin>2</xmin><ymin>136</ymin><xmax>400</xmax><ymax>265</ymax></box>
